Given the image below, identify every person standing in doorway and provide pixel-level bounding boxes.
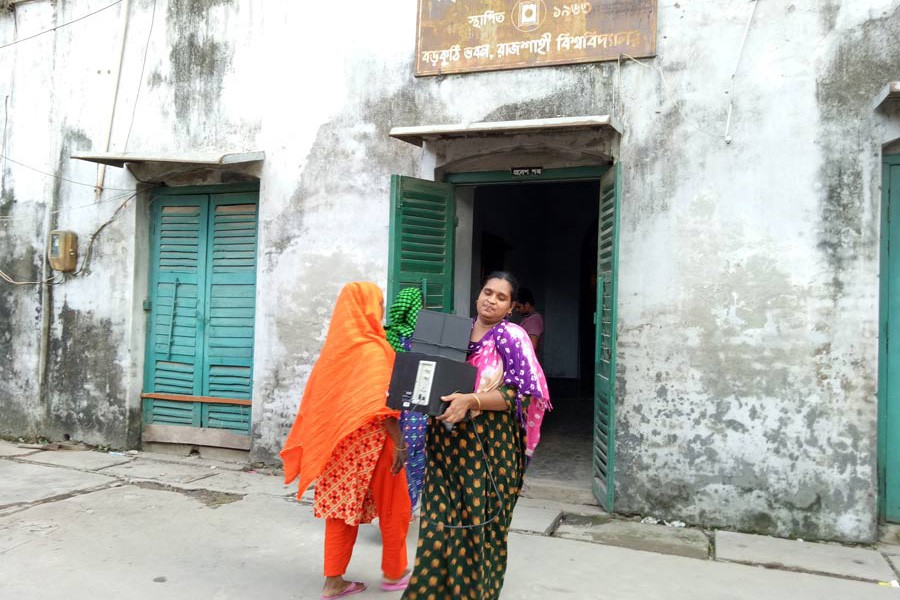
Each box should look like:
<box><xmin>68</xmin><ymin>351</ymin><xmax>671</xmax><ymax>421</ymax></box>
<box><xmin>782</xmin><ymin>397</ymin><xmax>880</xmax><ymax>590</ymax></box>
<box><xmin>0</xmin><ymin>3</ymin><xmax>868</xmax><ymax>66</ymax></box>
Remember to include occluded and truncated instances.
<box><xmin>516</xmin><ymin>287</ymin><xmax>544</xmax><ymax>354</ymax></box>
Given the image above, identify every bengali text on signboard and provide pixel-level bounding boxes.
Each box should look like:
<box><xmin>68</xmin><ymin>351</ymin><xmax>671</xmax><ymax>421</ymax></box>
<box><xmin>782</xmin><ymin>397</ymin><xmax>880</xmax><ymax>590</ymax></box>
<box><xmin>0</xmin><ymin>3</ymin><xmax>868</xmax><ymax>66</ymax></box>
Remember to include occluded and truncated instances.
<box><xmin>415</xmin><ymin>0</ymin><xmax>657</xmax><ymax>76</ymax></box>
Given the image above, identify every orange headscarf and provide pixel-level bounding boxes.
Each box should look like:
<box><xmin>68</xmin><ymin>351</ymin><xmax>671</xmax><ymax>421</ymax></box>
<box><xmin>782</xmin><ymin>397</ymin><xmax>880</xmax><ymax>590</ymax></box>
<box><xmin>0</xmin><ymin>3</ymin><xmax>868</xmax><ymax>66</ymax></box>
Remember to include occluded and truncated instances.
<box><xmin>280</xmin><ymin>282</ymin><xmax>398</xmax><ymax>498</ymax></box>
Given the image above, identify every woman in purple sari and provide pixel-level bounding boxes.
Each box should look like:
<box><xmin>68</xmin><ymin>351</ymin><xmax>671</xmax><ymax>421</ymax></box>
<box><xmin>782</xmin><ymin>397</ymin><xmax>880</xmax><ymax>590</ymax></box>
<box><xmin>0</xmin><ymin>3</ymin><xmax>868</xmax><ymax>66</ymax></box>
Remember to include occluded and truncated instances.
<box><xmin>402</xmin><ymin>272</ymin><xmax>550</xmax><ymax>600</ymax></box>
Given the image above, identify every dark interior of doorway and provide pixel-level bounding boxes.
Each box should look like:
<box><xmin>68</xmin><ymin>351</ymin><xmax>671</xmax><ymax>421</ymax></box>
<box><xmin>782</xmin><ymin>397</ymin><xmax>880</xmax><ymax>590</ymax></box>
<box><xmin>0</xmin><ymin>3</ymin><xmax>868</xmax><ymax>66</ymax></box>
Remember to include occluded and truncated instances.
<box><xmin>471</xmin><ymin>180</ymin><xmax>600</xmax><ymax>492</ymax></box>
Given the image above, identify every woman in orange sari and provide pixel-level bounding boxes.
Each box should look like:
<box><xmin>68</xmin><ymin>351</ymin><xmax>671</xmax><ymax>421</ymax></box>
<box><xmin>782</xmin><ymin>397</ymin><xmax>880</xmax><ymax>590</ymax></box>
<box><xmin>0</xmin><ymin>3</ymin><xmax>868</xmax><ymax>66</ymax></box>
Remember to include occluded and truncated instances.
<box><xmin>281</xmin><ymin>282</ymin><xmax>412</xmax><ymax>598</ymax></box>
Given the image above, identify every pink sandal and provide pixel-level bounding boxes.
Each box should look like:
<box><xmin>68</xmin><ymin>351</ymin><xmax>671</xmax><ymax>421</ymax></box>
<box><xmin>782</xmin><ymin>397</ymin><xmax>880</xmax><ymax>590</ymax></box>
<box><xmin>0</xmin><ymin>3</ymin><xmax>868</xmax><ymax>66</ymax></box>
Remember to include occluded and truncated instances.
<box><xmin>381</xmin><ymin>571</ymin><xmax>411</xmax><ymax>591</ymax></box>
<box><xmin>322</xmin><ymin>581</ymin><xmax>366</xmax><ymax>599</ymax></box>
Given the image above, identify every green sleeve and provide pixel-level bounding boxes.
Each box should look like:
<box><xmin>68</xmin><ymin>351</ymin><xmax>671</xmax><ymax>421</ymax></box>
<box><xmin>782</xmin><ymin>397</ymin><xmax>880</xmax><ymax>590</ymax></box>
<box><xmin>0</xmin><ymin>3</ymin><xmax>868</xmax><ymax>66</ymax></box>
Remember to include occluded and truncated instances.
<box><xmin>499</xmin><ymin>384</ymin><xmax>518</xmax><ymax>411</ymax></box>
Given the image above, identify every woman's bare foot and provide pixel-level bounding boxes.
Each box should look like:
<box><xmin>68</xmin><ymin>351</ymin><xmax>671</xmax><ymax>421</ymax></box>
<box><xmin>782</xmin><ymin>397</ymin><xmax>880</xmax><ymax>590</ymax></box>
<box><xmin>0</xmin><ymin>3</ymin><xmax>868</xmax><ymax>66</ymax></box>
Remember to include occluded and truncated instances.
<box><xmin>322</xmin><ymin>576</ymin><xmax>351</xmax><ymax>597</ymax></box>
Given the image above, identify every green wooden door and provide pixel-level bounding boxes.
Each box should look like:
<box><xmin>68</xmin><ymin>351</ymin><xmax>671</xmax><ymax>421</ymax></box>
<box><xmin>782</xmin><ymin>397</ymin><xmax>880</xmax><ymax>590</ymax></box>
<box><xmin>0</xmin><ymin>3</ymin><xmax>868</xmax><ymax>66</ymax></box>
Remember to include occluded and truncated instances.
<box><xmin>143</xmin><ymin>187</ymin><xmax>259</xmax><ymax>435</ymax></box>
<box><xmin>388</xmin><ymin>175</ymin><xmax>455</xmax><ymax>312</ymax></box>
<box><xmin>145</xmin><ymin>197</ymin><xmax>209</xmax><ymax>425</ymax></box>
<box><xmin>883</xmin><ymin>156</ymin><xmax>900</xmax><ymax>520</ymax></box>
<box><xmin>593</xmin><ymin>164</ymin><xmax>621</xmax><ymax>510</ymax></box>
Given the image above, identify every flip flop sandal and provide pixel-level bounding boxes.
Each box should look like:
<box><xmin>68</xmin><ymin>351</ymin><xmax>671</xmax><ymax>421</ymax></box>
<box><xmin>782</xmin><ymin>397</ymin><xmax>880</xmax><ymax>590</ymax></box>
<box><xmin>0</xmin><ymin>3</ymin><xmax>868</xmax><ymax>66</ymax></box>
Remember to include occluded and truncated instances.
<box><xmin>381</xmin><ymin>571</ymin><xmax>411</xmax><ymax>591</ymax></box>
<box><xmin>321</xmin><ymin>581</ymin><xmax>366</xmax><ymax>599</ymax></box>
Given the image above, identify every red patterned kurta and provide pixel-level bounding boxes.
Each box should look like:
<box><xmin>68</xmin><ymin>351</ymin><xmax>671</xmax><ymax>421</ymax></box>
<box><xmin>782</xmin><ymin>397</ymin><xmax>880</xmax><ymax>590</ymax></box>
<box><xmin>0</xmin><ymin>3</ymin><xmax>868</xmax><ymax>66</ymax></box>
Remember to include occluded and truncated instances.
<box><xmin>313</xmin><ymin>419</ymin><xmax>386</xmax><ymax>525</ymax></box>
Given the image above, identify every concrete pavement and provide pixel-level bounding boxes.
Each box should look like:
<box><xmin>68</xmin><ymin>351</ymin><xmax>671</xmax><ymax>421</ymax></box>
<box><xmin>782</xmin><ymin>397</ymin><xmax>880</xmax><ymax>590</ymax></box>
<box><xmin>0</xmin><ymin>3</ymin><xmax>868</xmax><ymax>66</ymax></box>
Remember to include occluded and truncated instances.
<box><xmin>1</xmin><ymin>440</ymin><xmax>899</xmax><ymax>600</ymax></box>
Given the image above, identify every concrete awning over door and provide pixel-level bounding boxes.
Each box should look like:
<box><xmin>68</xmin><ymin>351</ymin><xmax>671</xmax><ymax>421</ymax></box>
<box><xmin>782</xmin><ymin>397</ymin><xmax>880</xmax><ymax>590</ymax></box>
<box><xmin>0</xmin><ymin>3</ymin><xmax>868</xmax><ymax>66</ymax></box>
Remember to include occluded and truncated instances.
<box><xmin>71</xmin><ymin>151</ymin><xmax>264</xmax><ymax>186</ymax></box>
<box><xmin>71</xmin><ymin>151</ymin><xmax>265</xmax><ymax>168</ymax></box>
<box><xmin>875</xmin><ymin>82</ymin><xmax>900</xmax><ymax>109</ymax></box>
<box><xmin>389</xmin><ymin>115</ymin><xmax>622</xmax><ymax>147</ymax></box>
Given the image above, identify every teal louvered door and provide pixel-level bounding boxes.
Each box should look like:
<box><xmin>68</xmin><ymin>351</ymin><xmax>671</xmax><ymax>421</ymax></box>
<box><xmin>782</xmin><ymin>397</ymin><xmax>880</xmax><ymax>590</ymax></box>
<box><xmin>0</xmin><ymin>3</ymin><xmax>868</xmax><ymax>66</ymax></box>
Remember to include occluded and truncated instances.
<box><xmin>388</xmin><ymin>175</ymin><xmax>455</xmax><ymax>312</ymax></box>
<box><xmin>593</xmin><ymin>164</ymin><xmax>621</xmax><ymax>510</ymax></box>
<box><xmin>144</xmin><ymin>198</ymin><xmax>209</xmax><ymax>427</ymax></box>
<box><xmin>143</xmin><ymin>187</ymin><xmax>259</xmax><ymax>439</ymax></box>
<box><xmin>200</xmin><ymin>194</ymin><xmax>258</xmax><ymax>432</ymax></box>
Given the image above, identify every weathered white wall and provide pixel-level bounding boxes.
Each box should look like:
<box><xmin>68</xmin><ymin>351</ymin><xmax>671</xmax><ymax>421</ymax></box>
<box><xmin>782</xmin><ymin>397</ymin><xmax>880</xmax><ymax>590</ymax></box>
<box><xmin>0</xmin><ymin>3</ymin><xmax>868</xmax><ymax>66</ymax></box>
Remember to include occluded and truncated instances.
<box><xmin>611</xmin><ymin>0</ymin><xmax>897</xmax><ymax>542</ymax></box>
<box><xmin>0</xmin><ymin>0</ymin><xmax>898</xmax><ymax>542</ymax></box>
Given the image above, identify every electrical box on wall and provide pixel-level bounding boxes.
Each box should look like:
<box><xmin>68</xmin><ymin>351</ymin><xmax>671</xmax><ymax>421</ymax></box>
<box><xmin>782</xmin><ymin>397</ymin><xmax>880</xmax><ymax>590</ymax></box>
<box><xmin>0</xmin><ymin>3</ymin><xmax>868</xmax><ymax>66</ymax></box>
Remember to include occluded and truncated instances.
<box><xmin>47</xmin><ymin>230</ymin><xmax>77</xmax><ymax>272</ymax></box>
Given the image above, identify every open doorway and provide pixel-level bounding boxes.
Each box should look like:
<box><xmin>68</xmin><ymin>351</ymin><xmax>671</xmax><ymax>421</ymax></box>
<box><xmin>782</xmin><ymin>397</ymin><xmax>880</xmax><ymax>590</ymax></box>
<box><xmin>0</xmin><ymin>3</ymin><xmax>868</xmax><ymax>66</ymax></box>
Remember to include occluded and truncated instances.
<box><xmin>468</xmin><ymin>180</ymin><xmax>601</xmax><ymax>493</ymax></box>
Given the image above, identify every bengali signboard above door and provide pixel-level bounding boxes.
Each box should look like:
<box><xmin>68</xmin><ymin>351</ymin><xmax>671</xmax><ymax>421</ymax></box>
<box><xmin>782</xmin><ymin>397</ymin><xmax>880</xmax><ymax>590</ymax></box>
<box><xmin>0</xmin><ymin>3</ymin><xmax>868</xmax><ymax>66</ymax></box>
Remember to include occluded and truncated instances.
<box><xmin>415</xmin><ymin>0</ymin><xmax>657</xmax><ymax>76</ymax></box>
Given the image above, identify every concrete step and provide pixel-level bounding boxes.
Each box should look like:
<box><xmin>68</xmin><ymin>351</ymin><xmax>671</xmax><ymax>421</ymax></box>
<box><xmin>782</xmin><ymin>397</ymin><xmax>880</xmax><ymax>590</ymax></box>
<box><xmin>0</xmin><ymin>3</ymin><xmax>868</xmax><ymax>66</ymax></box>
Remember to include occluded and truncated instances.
<box><xmin>521</xmin><ymin>476</ymin><xmax>598</xmax><ymax>506</ymax></box>
<box><xmin>554</xmin><ymin>513</ymin><xmax>712</xmax><ymax>560</ymax></box>
<box><xmin>716</xmin><ymin>530</ymin><xmax>897</xmax><ymax>583</ymax></box>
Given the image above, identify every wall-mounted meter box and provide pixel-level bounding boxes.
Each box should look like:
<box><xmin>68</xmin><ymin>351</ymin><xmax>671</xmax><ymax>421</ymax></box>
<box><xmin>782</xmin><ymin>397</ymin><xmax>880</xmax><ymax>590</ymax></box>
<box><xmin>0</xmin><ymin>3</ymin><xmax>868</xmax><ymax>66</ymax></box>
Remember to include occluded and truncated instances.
<box><xmin>47</xmin><ymin>230</ymin><xmax>78</xmax><ymax>272</ymax></box>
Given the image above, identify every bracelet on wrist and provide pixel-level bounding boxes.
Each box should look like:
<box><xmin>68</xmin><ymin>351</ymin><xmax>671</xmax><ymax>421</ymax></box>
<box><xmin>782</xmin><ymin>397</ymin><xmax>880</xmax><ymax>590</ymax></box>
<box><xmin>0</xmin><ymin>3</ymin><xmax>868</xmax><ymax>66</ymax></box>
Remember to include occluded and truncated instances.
<box><xmin>473</xmin><ymin>393</ymin><xmax>482</xmax><ymax>411</ymax></box>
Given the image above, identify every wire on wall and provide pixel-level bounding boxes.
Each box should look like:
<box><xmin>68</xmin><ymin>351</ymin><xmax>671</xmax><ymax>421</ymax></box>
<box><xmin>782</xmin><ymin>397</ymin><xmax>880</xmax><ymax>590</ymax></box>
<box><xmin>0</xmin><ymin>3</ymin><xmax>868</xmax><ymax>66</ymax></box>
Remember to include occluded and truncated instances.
<box><xmin>0</xmin><ymin>153</ymin><xmax>135</xmax><ymax>191</ymax></box>
<box><xmin>0</xmin><ymin>190</ymin><xmax>139</xmax><ymax>284</ymax></box>
<box><xmin>70</xmin><ymin>191</ymin><xmax>136</xmax><ymax>276</ymax></box>
<box><xmin>0</xmin><ymin>0</ymin><xmax>166</xmax><ymax>285</ymax></box>
<box><xmin>614</xmin><ymin>0</ymin><xmax>761</xmax><ymax>145</ymax></box>
<box><xmin>123</xmin><ymin>0</ymin><xmax>156</xmax><ymax>153</ymax></box>
<box><xmin>619</xmin><ymin>53</ymin><xmax>725</xmax><ymax>141</ymax></box>
<box><xmin>0</xmin><ymin>268</ymin><xmax>61</xmax><ymax>285</ymax></box>
<box><xmin>0</xmin><ymin>186</ymin><xmax>152</xmax><ymax>223</ymax></box>
<box><xmin>724</xmin><ymin>0</ymin><xmax>760</xmax><ymax>144</ymax></box>
<box><xmin>0</xmin><ymin>0</ymin><xmax>128</xmax><ymax>51</ymax></box>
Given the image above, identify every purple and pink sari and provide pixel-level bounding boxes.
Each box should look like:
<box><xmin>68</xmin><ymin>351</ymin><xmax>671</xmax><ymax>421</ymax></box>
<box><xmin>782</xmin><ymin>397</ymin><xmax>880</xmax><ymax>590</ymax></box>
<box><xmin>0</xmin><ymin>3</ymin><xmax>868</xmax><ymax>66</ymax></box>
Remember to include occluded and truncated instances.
<box><xmin>468</xmin><ymin>320</ymin><xmax>551</xmax><ymax>457</ymax></box>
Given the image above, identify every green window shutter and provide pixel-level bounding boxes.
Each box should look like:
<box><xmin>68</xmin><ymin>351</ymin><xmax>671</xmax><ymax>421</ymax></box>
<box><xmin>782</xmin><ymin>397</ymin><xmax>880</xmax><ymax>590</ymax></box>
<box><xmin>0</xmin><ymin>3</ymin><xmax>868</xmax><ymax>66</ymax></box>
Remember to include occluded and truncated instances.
<box><xmin>145</xmin><ymin>198</ymin><xmax>209</xmax><ymax>400</ymax></box>
<box><xmin>201</xmin><ymin>194</ymin><xmax>259</xmax><ymax>416</ymax></box>
<box><xmin>388</xmin><ymin>175</ymin><xmax>456</xmax><ymax>312</ymax></box>
<box><xmin>593</xmin><ymin>163</ymin><xmax>621</xmax><ymax>511</ymax></box>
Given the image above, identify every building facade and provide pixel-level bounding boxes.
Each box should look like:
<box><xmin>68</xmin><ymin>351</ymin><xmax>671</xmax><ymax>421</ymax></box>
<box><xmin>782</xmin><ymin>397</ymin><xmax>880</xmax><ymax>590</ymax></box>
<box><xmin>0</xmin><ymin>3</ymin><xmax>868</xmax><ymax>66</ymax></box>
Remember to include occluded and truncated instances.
<box><xmin>1</xmin><ymin>0</ymin><xmax>899</xmax><ymax>543</ymax></box>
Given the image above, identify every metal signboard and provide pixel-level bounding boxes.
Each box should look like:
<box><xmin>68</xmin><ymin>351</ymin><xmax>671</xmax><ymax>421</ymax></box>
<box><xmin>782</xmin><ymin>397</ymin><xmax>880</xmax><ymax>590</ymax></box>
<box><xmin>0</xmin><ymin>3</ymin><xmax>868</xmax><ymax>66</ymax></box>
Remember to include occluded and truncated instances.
<box><xmin>415</xmin><ymin>0</ymin><xmax>657</xmax><ymax>76</ymax></box>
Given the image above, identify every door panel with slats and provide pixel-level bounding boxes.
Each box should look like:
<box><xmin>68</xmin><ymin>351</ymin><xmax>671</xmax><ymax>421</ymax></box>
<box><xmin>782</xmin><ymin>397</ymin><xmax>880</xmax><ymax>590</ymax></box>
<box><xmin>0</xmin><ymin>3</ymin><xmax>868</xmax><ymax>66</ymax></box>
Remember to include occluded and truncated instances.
<box><xmin>146</xmin><ymin>199</ymin><xmax>208</xmax><ymax>398</ymax></box>
<box><xmin>593</xmin><ymin>164</ymin><xmax>620</xmax><ymax>511</ymax></box>
<box><xmin>143</xmin><ymin>398</ymin><xmax>198</xmax><ymax>427</ymax></box>
<box><xmin>388</xmin><ymin>175</ymin><xmax>455</xmax><ymax>312</ymax></box>
<box><xmin>202</xmin><ymin>196</ymin><xmax>258</xmax><ymax>402</ymax></box>
<box><xmin>204</xmin><ymin>403</ymin><xmax>252</xmax><ymax>432</ymax></box>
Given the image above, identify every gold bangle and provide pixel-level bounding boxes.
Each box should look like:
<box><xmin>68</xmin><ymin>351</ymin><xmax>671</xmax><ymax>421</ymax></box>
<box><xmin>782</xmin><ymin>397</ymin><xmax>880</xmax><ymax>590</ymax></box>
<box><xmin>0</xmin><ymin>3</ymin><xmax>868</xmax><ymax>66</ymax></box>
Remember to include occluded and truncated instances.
<box><xmin>473</xmin><ymin>393</ymin><xmax>482</xmax><ymax>411</ymax></box>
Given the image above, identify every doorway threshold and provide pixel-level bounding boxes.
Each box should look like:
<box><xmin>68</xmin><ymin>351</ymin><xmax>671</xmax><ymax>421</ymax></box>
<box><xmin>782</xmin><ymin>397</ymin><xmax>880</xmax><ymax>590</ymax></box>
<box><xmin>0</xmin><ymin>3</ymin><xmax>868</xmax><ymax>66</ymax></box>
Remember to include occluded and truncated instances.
<box><xmin>522</xmin><ymin>475</ymin><xmax>598</xmax><ymax>506</ymax></box>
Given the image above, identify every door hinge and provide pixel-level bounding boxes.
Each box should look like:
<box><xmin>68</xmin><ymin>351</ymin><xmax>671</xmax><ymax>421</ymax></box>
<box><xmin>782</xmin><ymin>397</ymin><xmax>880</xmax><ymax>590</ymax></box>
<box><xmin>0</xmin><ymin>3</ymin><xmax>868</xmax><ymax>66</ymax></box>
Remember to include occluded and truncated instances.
<box><xmin>142</xmin><ymin>299</ymin><xmax>152</xmax><ymax>312</ymax></box>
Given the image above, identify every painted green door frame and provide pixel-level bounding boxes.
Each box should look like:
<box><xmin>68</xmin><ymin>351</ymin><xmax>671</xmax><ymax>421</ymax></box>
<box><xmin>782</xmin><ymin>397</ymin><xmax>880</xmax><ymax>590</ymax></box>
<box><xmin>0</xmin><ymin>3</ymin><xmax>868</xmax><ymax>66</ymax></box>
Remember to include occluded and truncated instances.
<box><xmin>444</xmin><ymin>166</ymin><xmax>610</xmax><ymax>185</ymax></box>
<box><xmin>389</xmin><ymin>165</ymin><xmax>620</xmax><ymax>510</ymax></box>
<box><xmin>880</xmin><ymin>154</ymin><xmax>900</xmax><ymax>521</ymax></box>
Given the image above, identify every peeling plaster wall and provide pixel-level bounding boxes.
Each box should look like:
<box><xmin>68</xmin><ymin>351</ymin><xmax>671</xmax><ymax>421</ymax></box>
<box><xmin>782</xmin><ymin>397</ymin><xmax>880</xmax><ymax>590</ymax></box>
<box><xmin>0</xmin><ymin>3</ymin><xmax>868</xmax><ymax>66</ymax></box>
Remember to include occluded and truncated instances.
<box><xmin>0</xmin><ymin>1</ymin><xmax>64</xmax><ymax>439</ymax></box>
<box><xmin>0</xmin><ymin>0</ymin><xmax>898</xmax><ymax>541</ymax></box>
<box><xmin>613</xmin><ymin>1</ymin><xmax>899</xmax><ymax>542</ymax></box>
<box><xmin>0</xmin><ymin>0</ymin><xmax>267</xmax><ymax>447</ymax></box>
